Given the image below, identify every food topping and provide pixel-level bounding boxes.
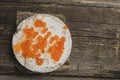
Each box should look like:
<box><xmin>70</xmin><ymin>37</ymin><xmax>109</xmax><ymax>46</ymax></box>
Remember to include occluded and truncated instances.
<box><xmin>63</xmin><ymin>25</ymin><xmax>68</xmax><ymax>30</ymax></box>
<box><xmin>14</xmin><ymin>19</ymin><xmax>66</xmax><ymax>65</ymax></box>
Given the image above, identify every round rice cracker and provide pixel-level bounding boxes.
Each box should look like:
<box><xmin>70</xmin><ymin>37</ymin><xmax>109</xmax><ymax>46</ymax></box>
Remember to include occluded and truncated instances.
<box><xmin>12</xmin><ymin>14</ymin><xmax>72</xmax><ymax>73</ymax></box>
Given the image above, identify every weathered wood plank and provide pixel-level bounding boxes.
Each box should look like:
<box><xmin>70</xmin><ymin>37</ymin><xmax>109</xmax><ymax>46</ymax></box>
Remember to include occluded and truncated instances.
<box><xmin>1</xmin><ymin>1</ymin><xmax>120</xmax><ymax>78</ymax></box>
<box><xmin>103</xmin><ymin>8</ymin><xmax>120</xmax><ymax>25</ymax></box>
<box><xmin>0</xmin><ymin>65</ymin><xmax>15</xmax><ymax>74</ymax></box>
<box><xmin>0</xmin><ymin>38</ymin><xmax>16</xmax><ymax>74</ymax></box>
<box><xmin>0</xmin><ymin>2</ymin><xmax>103</xmax><ymax>23</ymax></box>
<box><xmin>0</xmin><ymin>24</ymin><xmax>15</xmax><ymax>36</ymax></box>
<box><xmin>0</xmin><ymin>2</ymin><xmax>120</xmax><ymax>25</ymax></box>
<box><xmin>69</xmin><ymin>22</ymin><xmax>120</xmax><ymax>39</ymax></box>
<box><xmin>1</xmin><ymin>0</ymin><xmax>120</xmax><ymax>8</ymax></box>
<box><xmin>0</xmin><ymin>75</ymin><xmax>117</xmax><ymax>80</ymax></box>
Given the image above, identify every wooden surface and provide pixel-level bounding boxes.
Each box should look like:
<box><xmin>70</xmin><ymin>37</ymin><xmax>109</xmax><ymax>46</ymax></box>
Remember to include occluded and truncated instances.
<box><xmin>1</xmin><ymin>0</ymin><xmax>120</xmax><ymax>79</ymax></box>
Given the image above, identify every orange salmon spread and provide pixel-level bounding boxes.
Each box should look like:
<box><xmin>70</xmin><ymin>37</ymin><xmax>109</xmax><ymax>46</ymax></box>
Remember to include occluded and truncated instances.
<box><xmin>13</xmin><ymin>19</ymin><xmax>66</xmax><ymax>66</ymax></box>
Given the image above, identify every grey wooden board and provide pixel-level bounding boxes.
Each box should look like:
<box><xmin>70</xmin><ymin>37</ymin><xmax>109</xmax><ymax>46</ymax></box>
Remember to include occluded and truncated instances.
<box><xmin>0</xmin><ymin>75</ymin><xmax>119</xmax><ymax>80</ymax></box>
<box><xmin>1</xmin><ymin>0</ymin><xmax>120</xmax><ymax>79</ymax></box>
<box><xmin>1</xmin><ymin>0</ymin><xmax>120</xmax><ymax>8</ymax></box>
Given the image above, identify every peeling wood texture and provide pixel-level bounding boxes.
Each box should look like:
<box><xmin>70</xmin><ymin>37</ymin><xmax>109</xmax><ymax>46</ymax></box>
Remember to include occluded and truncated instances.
<box><xmin>1</xmin><ymin>0</ymin><xmax>120</xmax><ymax>79</ymax></box>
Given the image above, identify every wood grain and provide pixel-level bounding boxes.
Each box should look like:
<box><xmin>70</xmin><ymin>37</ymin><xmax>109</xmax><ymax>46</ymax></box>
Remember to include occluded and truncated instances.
<box><xmin>1</xmin><ymin>0</ymin><xmax>120</xmax><ymax>79</ymax></box>
<box><xmin>0</xmin><ymin>75</ymin><xmax>118</xmax><ymax>80</ymax></box>
<box><xmin>1</xmin><ymin>0</ymin><xmax>120</xmax><ymax>8</ymax></box>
